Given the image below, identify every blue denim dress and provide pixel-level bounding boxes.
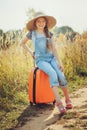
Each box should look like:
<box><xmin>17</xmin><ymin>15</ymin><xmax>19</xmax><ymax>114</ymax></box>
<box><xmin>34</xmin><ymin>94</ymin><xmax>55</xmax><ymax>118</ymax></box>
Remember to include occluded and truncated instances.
<box><xmin>26</xmin><ymin>30</ymin><xmax>67</xmax><ymax>87</ymax></box>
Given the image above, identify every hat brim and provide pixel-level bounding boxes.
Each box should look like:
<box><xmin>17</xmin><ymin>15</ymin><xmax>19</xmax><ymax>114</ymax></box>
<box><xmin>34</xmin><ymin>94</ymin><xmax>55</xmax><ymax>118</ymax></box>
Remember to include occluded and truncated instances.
<box><xmin>26</xmin><ymin>15</ymin><xmax>56</xmax><ymax>31</ymax></box>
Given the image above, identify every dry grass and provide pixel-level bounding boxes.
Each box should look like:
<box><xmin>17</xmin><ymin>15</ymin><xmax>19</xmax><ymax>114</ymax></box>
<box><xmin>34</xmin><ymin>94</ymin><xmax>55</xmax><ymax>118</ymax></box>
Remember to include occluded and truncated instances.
<box><xmin>0</xmin><ymin>32</ymin><xmax>87</xmax><ymax>130</ymax></box>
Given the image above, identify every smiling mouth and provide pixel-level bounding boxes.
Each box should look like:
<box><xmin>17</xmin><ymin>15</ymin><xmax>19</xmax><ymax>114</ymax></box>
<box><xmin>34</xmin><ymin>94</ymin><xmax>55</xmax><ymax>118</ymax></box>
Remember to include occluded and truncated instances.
<box><xmin>39</xmin><ymin>25</ymin><xmax>44</xmax><ymax>27</ymax></box>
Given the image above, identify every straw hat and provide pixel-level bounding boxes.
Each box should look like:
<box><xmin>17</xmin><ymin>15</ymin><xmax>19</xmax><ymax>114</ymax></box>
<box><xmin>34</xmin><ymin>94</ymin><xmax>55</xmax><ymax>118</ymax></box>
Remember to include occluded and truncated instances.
<box><xmin>26</xmin><ymin>12</ymin><xmax>56</xmax><ymax>30</ymax></box>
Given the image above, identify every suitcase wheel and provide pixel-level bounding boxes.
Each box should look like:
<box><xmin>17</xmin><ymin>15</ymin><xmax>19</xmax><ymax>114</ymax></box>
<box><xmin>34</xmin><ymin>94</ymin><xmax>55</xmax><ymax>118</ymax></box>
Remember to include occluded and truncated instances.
<box><xmin>53</xmin><ymin>100</ymin><xmax>56</xmax><ymax>105</ymax></box>
<box><xmin>30</xmin><ymin>102</ymin><xmax>33</xmax><ymax>106</ymax></box>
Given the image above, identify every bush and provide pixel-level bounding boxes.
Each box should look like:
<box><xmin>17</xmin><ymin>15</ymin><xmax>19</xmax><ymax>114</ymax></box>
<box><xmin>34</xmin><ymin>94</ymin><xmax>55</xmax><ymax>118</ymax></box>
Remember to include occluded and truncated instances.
<box><xmin>0</xmin><ymin>45</ymin><xmax>33</xmax><ymax>111</ymax></box>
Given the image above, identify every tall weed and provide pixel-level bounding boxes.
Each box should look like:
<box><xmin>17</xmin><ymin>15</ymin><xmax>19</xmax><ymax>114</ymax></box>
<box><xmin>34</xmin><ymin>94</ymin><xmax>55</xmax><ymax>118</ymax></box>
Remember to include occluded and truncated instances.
<box><xmin>0</xmin><ymin>44</ymin><xmax>33</xmax><ymax>111</ymax></box>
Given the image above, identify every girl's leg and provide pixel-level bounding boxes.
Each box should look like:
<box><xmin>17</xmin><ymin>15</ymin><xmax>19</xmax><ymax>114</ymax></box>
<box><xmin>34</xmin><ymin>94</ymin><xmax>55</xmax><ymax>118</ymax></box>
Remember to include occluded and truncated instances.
<box><xmin>61</xmin><ymin>87</ymin><xmax>70</xmax><ymax>101</ymax></box>
<box><xmin>51</xmin><ymin>57</ymin><xmax>67</xmax><ymax>87</ymax></box>
<box><xmin>52</xmin><ymin>86</ymin><xmax>66</xmax><ymax>113</ymax></box>
<box><xmin>36</xmin><ymin>60</ymin><xmax>59</xmax><ymax>89</ymax></box>
<box><xmin>62</xmin><ymin>87</ymin><xmax>72</xmax><ymax>109</ymax></box>
<box><xmin>51</xmin><ymin>58</ymin><xmax>72</xmax><ymax>109</ymax></box>
<box><xmin>36</xmin><ymin>60</ymin><xmax>66</xmax><ymax>113</ymax></box>
<box><xmin>52</xmin><ymin>86</ymin><xmax>61</xmax><ymax>103</ymax></box>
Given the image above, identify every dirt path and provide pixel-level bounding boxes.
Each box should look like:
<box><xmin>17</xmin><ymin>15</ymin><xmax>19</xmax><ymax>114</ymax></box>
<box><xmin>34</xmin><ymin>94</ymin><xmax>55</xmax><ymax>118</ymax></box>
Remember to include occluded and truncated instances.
<box><xmin>15</xmin><ymin>87</ymin><xmax>87</xmax><ymax>130</ymax></box>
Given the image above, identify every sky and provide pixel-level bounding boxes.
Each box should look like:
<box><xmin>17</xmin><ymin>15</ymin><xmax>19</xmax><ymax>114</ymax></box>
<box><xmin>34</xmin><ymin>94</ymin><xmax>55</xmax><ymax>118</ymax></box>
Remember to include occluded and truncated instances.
<box><xmin>0</xmin><ymin>0</ymin><xmax>87</xmax><ymax>34</ymax></box>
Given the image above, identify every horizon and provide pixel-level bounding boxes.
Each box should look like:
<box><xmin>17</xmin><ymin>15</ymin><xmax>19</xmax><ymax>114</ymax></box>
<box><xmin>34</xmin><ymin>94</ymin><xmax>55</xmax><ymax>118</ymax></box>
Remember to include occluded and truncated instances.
<box><xmin>0</xmin><ymin>0</ymin><xmax>87</xmax><ymax>34</ymax></box>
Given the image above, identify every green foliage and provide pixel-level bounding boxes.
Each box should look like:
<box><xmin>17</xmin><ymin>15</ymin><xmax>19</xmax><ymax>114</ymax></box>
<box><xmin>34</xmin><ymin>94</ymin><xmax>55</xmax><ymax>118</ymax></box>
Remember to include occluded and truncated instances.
<box><xmin>0</xmin><ymin>29</ymin><xmax>3</xmax><ymax>35</ymax></box>
<box><xmin>62</xmin><ymin>40</ymin><xmax>87</xmax><ymax>79</ymax></box>
<box><xmin>54</xmin><ymin>26</ymin><xmax>74</xmax><ymax>35</ymax></box>
<box><xmin>0</xmin><ymin>30</ymin><xmax>87</xmax><ymax>130</ymax></box>
<box><xmin>26</xmin><ymin>8</ymin><xmax>36</xmax><ymax>20</ymax></box>
<box><xmin>0</xmin><ymin>45</ymin><xmax>33</xmax><ymax>111</ymax></box>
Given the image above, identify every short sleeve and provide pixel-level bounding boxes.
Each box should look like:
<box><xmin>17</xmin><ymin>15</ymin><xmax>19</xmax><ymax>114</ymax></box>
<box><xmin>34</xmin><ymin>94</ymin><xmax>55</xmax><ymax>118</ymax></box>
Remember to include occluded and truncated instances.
<box><xmin>47</xmin><ymin>38</ymin><xmax>52</xmax><ymax>44</ymax></box>
<box><xmin>47</xmin><ymin>32</ymin><xmax>53</xmax><ymax>44</ymax></box>
<box><xmin>26</xmin><ymin>31</ymin><xmax>32</xmax><ymax>39</ymax></box>
<box><xmin>50</xmin><ymin>32</ymin><xmax>53</xmax><ymax>38</ymax></box>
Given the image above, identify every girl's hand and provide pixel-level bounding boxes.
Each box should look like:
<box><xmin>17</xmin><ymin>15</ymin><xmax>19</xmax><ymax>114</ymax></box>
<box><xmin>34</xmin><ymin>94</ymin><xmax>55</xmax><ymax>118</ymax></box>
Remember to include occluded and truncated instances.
<box><xmin>31</xmin><ymin>52</ymin><xmax>35</xmax><ymax>59</ymax></box>
<box><xmin>58</xmin><ymin>64</ymin><xmax>64</xmax><ymax>72</ymax></box>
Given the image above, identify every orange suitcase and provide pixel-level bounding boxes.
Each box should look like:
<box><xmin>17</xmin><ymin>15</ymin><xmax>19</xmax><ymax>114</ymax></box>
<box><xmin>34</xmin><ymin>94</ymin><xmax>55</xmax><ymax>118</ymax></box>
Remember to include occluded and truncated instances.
<box><xmin>28</xmin><ymin>67</ymin><xmax>55</xmax><ymax>105</ymax></box>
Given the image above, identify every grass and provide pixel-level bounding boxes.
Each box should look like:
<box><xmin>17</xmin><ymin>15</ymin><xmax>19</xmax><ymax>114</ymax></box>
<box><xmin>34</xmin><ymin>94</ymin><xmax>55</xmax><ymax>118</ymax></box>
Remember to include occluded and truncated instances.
<box><xmin>0</xmin><ymin>41</ymin><xmax>87</xmax><ymax>130</ymax></box>
<box><xmin>63</xmin><ymin>110</ymin><xmax>87</xmax><ymax>130</ymax></box>
<box><xmin>0</xmin><ymin>76</ymin><xmax>86</xmax><ymax>130</ymax></box>
<box><xmin>0</xmin><ymin>104</ymin><xmax>27</xmax><ymax>130</ymax></box>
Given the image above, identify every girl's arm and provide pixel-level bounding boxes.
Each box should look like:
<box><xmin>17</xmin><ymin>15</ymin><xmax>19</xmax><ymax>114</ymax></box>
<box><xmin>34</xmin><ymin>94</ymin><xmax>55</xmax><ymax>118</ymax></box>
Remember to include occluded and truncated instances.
<box><xmin>51</xmin><ymin>38</ymin><xmax>64</xmax><ymax>71</ymax></box>
<box><xmin>20</xmin><ymin>37</ymin><xmax>34</xmax><ymax>58</ymax></box>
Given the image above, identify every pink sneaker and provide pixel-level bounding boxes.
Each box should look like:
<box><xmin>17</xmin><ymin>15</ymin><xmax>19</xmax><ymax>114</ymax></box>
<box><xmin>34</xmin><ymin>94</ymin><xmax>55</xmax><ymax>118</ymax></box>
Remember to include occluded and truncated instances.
<box><xmin>56</xmin><ymin>102</ymin><xmax>66</xmax><ymax>114</ymax></box>
<box><xmin>66</xmin><ymin>100</ymin><xmax>72</xmax><ymax>109</ymax></box>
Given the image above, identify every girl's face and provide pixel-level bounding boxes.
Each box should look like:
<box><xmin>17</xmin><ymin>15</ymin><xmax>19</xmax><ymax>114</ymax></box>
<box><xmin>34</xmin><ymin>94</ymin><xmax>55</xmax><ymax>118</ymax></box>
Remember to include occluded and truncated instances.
<box><xmin>35</xmin><ymin>17</ymin><xmax>47</xmax><ymax>30</ymax></box>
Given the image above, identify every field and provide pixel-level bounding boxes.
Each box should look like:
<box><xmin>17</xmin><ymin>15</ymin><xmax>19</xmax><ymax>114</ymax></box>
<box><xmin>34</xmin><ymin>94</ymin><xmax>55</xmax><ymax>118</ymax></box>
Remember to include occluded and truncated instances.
<box><xmin>0</xmin><ymin>31</ymin><xmax>87</xmax><ymax>130</ymax></box>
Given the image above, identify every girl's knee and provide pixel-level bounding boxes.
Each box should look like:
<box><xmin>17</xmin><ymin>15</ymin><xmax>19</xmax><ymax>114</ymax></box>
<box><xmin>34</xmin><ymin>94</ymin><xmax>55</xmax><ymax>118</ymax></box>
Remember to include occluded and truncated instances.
<box><xmin>48</xmin><ymin>69</ymin><xmax>57</xmax><ymax>77</ymax></box>
<box><xmin>48</xmin><ymin>70</ymin><xmax>59</xmax><ymax>86</ymax></box>
<box><xmin>59</xmin><ymin>79</ymin><xmax>67</xmax><ymax>87</ymax></box>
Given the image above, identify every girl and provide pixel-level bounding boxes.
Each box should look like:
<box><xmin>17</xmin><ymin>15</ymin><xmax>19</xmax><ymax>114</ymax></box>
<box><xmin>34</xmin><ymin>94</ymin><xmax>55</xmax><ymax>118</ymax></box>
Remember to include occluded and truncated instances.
<box><xmin>21</xmin><ymin>12</ymin><xmax>72</xmax><ymax>114</ymax></box>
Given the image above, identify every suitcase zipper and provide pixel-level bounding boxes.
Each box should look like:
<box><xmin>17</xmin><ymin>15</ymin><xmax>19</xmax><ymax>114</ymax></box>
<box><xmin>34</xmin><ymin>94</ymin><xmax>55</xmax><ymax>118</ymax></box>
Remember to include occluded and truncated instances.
<box><xmin>33</xmin><ymin>67</ymin><xmax>39</xmax><ymax>104</ymax></box>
